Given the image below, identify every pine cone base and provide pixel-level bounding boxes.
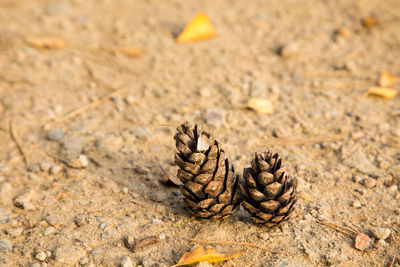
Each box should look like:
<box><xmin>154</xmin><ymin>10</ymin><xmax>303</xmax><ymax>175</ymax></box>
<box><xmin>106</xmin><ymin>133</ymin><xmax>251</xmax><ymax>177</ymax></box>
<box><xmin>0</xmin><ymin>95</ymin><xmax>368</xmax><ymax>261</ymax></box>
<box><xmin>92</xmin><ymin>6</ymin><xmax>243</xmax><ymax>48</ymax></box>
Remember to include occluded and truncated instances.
<box><xmin>240</xmin><ymin>151</ymin><xmax>297</xmax><ymax>227</ymax></box>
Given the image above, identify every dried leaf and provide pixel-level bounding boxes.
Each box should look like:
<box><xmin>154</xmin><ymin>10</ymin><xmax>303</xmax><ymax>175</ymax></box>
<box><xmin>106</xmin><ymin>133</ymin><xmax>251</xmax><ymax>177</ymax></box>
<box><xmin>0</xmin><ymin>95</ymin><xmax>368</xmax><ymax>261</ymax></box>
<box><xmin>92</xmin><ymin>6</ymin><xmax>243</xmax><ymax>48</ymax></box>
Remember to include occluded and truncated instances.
<box><xmin>26</xmin><ymin>37</ymin><xmax>65</xmax><ymax>49</ymax></box>
<box><xmin>116</xmin><ymin>47</ymin><xmax>141</xmax><ymax>58</ymax></box>
<box><xmin>245</xmin><ymin>98</ymin><xmax>273</xmax><ymax>114</ymax></box>
<box><xmin>364</xmin><ymin>87</ymin><xmax>398</xmax><ymax>99</ymax></box>
<box><xmin>362</xmin><ymin>16</ymin><xmax>379</xmax><ymax>29</ymax></box>
<box><xmin>173</xmin><ymin>246</ymin><xmax>245</xmax><ymax>266</ymax></box>
<box><xmin>176</xmin><ymin>13</ymin><xmax>217</xmax><ymax>43</ymax></box>
<box><xmin>379</xmin><ymin>72</ymin><xmax>397</xmax><ymax>87</ymax></box>
<box><xmin>354</xmin><ymin>233</ymin><xmax>374</xmax><ymax>251</ymax></box>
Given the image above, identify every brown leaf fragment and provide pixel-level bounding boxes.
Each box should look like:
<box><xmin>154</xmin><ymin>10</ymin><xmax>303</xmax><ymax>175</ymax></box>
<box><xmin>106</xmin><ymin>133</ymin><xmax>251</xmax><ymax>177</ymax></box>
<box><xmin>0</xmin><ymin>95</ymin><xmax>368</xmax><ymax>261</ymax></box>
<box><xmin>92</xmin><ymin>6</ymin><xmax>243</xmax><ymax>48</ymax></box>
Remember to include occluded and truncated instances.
<box><xmin>133</xmin><ymin>236</ymin><xmax>160</xmax><ymax>252</ymax></box>
<box><xmin>26</xmin><ymin>37</ymin><xmax>65</xmax><ymax>49</ymax></box>
<box><xmin>173</xmin><ymin>245</ymin><xmax>245</xmax><ymax>266</ymax></box>
<box><xmin>379</xmin><ymin>72</ymin><xmax>397</xmax><ymax>87</ymax></box>
<box><xmin>354</xmin><ymin>233</ymin><xmax>374</xmax><ymax>251</ymax></box>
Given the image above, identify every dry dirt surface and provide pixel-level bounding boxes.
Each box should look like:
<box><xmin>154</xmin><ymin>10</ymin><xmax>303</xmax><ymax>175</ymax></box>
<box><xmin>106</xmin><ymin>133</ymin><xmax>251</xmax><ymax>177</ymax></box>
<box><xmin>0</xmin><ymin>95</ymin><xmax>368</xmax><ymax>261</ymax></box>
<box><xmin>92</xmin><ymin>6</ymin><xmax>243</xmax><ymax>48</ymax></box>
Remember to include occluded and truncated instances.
<box><xmin>1</xmin><ymin>0</ymin><xmax>400</xmax><ymax>266</ymax></box>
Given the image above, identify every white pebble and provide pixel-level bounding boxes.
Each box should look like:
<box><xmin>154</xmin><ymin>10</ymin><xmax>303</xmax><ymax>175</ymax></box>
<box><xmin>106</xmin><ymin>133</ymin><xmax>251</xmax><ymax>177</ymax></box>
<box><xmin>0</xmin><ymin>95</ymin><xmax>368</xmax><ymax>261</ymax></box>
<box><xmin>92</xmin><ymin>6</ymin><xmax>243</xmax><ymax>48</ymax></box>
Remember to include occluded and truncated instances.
<box><xmin>35</xmin><ymin>251</ymin><xmax>46</xmax><ymax>261</ymax></box>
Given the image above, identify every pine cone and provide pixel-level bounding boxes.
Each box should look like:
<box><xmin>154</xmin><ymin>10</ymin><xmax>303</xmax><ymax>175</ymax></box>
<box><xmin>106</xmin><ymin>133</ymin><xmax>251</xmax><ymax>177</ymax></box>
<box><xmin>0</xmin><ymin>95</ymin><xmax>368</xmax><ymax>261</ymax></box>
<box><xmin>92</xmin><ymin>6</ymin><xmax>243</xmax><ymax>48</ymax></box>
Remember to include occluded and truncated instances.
<box><xmin>174</xmin><ymin>123</ymin><xmax>241</xmax><ymax>219</ymax></box>
<box><xmin>239</xmin><ymin>151</ymin><xmax>297</xmax><ymax>227</ymax></box>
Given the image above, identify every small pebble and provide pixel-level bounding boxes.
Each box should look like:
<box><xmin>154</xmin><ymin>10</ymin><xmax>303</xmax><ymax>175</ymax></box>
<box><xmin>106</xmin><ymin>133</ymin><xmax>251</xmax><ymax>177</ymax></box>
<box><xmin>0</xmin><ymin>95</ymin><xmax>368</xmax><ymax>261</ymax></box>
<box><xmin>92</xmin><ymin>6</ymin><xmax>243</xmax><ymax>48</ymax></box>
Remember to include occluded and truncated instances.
<box><xmin>371</xmin><ymin>227</ymin><xmax>391</xmax><ymax>240</ymax></box>
<box><xmin>124</xmin><ymin>95</ymin><xmax>136</xmax><ymax>105</ymax></box>
<box><xmin>90</xmin><ymin>247</ymin><xmax>102</xmax><ymax>256</ymax></box>
<box><xmin>149</xmin><ymin>192</ymin><xmax>167</xmax><ymax>203</ymax></box>
<box><xmin>40</xmin><ymin>162</ymin><xmax>52</xmax><ymax>172</ymax></box>
<box><xmin>27</xmin><ymin>164</ymin><xmax>41</xmax><ymax>173</ymax></box>
<box><xmin>13</xmin><ymin>190</ymin><xmax>37</xmax><ymax>210</ymax></box>
<box><xmin>35</xmin><ymin>251</ymin><xmax>47</xmax><ymax>261</ymax></box>
<box><xmin>44</xmin><ymin>227</ymin><xmax>55</xmax><ymax>236</ymax></box>
<box><xmin>46</xmin><ymin>128</ymin><xmax>64</xmax><ymax>141</ymax></box>
<box><xmin>46</xmin><ymin>215</ymin><xmax>65</xmax><ymax>227</ymax></box>
<box><xmin>258</xmin><ymin>232</ymin><xmax>269</xmax><ymax>240</ymax></box>
<box><xmin>120</xmin><ymin>256</ymin><xmax>133</xmax><ymax>267</ymax></box>
<box><xmin>50</xmin><ymin>165</ymin><xmax>62</xmax><ymax>175</ymax></box>
<box><xmin>121</xmin><ymin>187</ymin><xmax>129</xmax><ymax>194</ymax></box>
<box><xmin>203</xmin><ymin>108</ymin><xmax>225</xmax><ymax>128</ymax></box>
<box><xmin>7</xmin><ymin>227</ymin><xmax>23</xmax><ymax>237</ymax></box>
<box><xmin>98</xmin><ymin>222</ymin><xmax>107</xmax><ymax>230</ymax></box>
<box><xmin>0</xmin><ymin>208</ymin><xmax>10</xmax><ymax>224</ymax></box>
<box><xmin>351</xmin><ymin>200</ymin><xmax>362</xmax><ymax>208</ymax></box>
<box><xmin>28</xmin><ymin>173</ymin><xmax>41</xmax><ymax>181</ymax></box>
<box><xmin>75</xmin><ymin>214</ymin><xmax>88</xmax><ymax>227</ymax></box>
<box><xmin>196</xmin><ymin>262</ymin><xmax>211</xmax><ymax>267</ymax></box>
<box><xmin>0</xmin><ymin>239</ymin><xmax>11</xmax><ymax>252</ymax></box>
<box><xmin>79</xmin><ymin>257</ymin><xmax>88</xmax><ymax>265</ymax></box>
<box><xmin>67</xmin><ymin>154</ymin><xmax>89</xmax><ymax>169</ymax></box>
<box><xmin>279</xmin><ymin>42</ymin><xmax>300</xmax><ymax>57</ymax></box>
<box><xmin>363</xmin><ymin>178</ymin><xmax>377</xmax><ymax>188</ymax></box>
<box><xmin>354</xmin><ymin>233</ymin><xmax>374</xmax><ymax>251</ymax></box>
<box><xmin>31</xmin><ymin>263</ymin><xmax>41</xmax><ymax>267</ymax></box>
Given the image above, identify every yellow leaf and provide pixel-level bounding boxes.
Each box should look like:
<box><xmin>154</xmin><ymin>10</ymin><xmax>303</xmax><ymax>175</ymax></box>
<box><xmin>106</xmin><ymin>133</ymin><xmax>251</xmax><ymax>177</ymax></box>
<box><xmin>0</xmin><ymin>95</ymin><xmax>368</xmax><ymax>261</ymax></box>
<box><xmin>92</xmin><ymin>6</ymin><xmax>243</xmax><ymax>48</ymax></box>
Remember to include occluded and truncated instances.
<box><xmin>361</xmin><ymin>16</ymin><xmax>378</xmax><ymax>29</ymax></box>
<box><xmin>176</xmin><ymin>13</ymin><xmax>217</xmax><ymax>43</ymax></box>
<box><xmin>116</xmin><ymin>47</ymin><xmax>141</xmax><ymax>58</ymax></box>
<box><xmin>245</xmin><ymin>98</ymin><xmax>273</xmax><ymax>114</ymax></box>
<box><xmin>364</xmin><ymin>87</ymin><xmax>398</xmax><ymax>99</ymax></box>
<box><xmin>26</xmin><ymin>37</ymin><xmax>65</xmax><ymax>49</ymax></box>
<box><xmin>173</xmin><ymin>246</ymin><xmax>245</xmax><ymax>266</ymax></box>
<box><xmin>379</xmin><ymin>71</ymin><xmax>397</xmax><ymax>87</ymax></box>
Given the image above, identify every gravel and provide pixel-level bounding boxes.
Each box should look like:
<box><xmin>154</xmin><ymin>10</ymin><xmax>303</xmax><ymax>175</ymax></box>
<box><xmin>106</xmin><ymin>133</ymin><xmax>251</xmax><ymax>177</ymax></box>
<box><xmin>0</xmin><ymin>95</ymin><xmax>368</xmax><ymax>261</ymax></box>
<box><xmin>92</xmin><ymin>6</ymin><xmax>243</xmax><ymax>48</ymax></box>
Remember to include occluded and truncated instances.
<box><xmin>120</xmin><ymin>256</ymin><xmax>133</xmax><ymax>267</ymax></box>
<box><xmin>46</xmin><ymin>128</ymin><xmax>64</xmax><ymax>141</ymax></box>
<box><xmin>371</xmin><ymin>227</ymin><xmax>391</xmax><ymax>240</ymax></box>
<box><xmin>35</xmin><ymin>251</ymin><xmax>47</xmax><ymax>261</ymax></box>
<box><xmin>0</xmin><ymin>239</ymin><xmax>11</xmax><ymax>253</ymax></box>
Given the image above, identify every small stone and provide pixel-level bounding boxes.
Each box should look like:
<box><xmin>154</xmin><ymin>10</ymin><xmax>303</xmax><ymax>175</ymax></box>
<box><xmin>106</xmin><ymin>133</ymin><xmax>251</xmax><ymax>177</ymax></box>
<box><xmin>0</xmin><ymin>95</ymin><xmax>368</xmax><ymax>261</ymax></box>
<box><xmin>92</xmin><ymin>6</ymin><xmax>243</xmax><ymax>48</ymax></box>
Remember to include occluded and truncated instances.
<box><xmin>54</xmin><ymin>245</ymin><xmax>85</xmax><ymax>264</ymax></box>
<box><xmin>0</xmin><ymin>240</ymin><xmax>11</xmax><ymax>252</ymax></box>
<box><xmin>31</xmin><ymin>263</ymin><xmax>41</xmax><ymax>267</ymax></box>
<box><xmin>40</xmin><ymin>162</ymin><xmax>52</xmax><ymax>172</ymax></box>
<box><xmin>120</xmin><ymin>256</ymin><xmax>133</xmax><ymax>267</ymax></box>
<box><xmin>44</xmin><ymin>227</ymin><xmax>55</xmax><ymax>236</ymax></box>
<box><xmin>124</xmin><ymin>236</ymin><xmax>135</xmax><ymax>249</ymax></box>
<box><xmin>344</xmin><ymin>61</ymin><xmax>357</xmax><ymax>73</ymax></box>
<box><xmin>74</xmin><ymin>214</ymin><xmax>88</xmax><ymax>227</ymax></box>
<box><xmin>203</xmin><ymin>108</ymin><xmax>225</xmax><ymax>128</ymax></box>
<box><xmin>90</xmin><ymin>247</ymin><xmax>102</xmax><ymax>256</ymax></box>
<box><xmin>28</xmin><ymin>173</ymin><xmax>41</xmax><ymax>181</ymax></box>
<box><xmin>27</xmin><ymin>164</ymin><xmax>41</xmax><ymax>173</ymax></box>
<box><xmin>13</xmin><ymin>189</ymin><xmax>37</xmax><ymax>210</ymax></box>
<box><xmin>354</xmin><ymin>233</ymin><xmax>374</xmax><ymax>251</ymax></box>
<box><xmin>7</xmin><ymin>227</ymin><xmax>23</xmax><ymax>237</ymax></box>
<box><xmin>46</xmin><ymin>215</ymin><xmax>65</xmax><ymax>227</ymax></box>
<box><xmin>276</xmin><ymin>262</ymin><xmax>295</xmax><ymax>267</ymax></box>
<box><xmin>46</xmin><ymin>128</ymin><xmax>64</xmax><ymax>141</ymax></box>
<box><xmin>371</xmin><ymin>227</ymin><xmax>391</xmax><ymax>240</ymax></box>
<box><xmin>278</xmin><ymin>42</ymin><xmax>300</xmax><ymax>57</ymax></box>
<box><xmin>152</xmin><ymin>219</ymin><xmax>163</xmax><ymax>224</ymax></box>
<box><xmin>67</xmin><ymin>154</ymin><xmax>89</xmax><ymax>169</ymax></box>
<box><xmin>352</xmin><ymin>175</ymin><xmax>362</xmax><ymax>183</ymax></box>
<box><xmin>351</xmin><ymin>200</ymin><xmax>362</xmax><ymax>208</ymax></box>
<box><xmin>50</xmin><ymin>165</ymin><xmax>62</xmax><ymax>175</ymax></box>
<box><xmin>245</xmin><ymin>98</ymin><xmax>273</xmax><ymax>114</ymax></box>
<box><xmin>124</xmin><ymin>95</ymin><xmax>136</xmax><ymax>105</ymax></box>
<box><xmin>0</xmin><ymin>183</ymin><xmax>12</xmax><ymax>204</ymax></box>
<box><xmin>258</xmin><ymin>232</ymin><xmax>269</xmax><ymax>240</ymax></box>
<box><xmin>376</xmin><ymin>239</ymin><xmax>387</xmax><ymax>247</ymax></box>
<box><xmin>99</xmin><ymin>222</ymin><xmax>107</xmax><ymax>230</ymax></box>
<box><xmin>121</xmin><ymin>187</ymin><xmax>129</xmax><ymax>194</ymax></box>
<box><xmin>101</xmin><ymin>232</ymin><xmax>109</xmax><ymax>239</ymax></box>
<box><xmin>35</xmin><ymin>251</ymin><xmax>47</xmax><ymax>261</ymax></box>
<box><xmin>388</xmin><ymin>185</ymin><xmax>398</xmax><ymax>193</ymax></box>
<box><xmin>149</xmin><ymin>192</ymin><xmax>167</xmax><ymax>203</ymax></box>
<box><xmin>0</xmin><ymin>208</ymin><xmax>10</xmax><ymax>224</ymax></box>
<box><xmin>363</xmin><ymin>178</ymin><xmax>377</xmax><ymax>188</ymax></box>
<box><xmin>79</xmin><ymin>257</ymin><xmax>88</xmax><ymax>265</ymax></box>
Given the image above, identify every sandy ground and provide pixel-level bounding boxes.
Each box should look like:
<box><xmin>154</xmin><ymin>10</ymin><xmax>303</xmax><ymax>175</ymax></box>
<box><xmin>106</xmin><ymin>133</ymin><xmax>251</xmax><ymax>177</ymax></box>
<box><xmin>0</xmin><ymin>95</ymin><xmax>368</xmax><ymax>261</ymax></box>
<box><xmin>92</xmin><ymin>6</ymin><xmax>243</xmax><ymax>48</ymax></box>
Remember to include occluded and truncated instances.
<box><xmin>1</xmin><ymin>0</ymin><xmax>400</xmax><ymax>266</ymax></box>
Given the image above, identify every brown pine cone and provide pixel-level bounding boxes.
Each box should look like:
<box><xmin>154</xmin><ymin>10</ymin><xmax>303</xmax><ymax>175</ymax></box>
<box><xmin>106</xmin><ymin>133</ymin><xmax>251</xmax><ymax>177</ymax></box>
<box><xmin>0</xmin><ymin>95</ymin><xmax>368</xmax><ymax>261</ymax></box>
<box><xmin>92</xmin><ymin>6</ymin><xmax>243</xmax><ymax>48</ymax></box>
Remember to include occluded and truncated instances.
<box><xmin>174</xmin><ymin>123</ymin><xmax>241</xmax><ymax>219</ymax></box>
<box><xmin>239</xmin><ymin>151</ymin><xmax>297</xmax><ymax>227</ymax></box>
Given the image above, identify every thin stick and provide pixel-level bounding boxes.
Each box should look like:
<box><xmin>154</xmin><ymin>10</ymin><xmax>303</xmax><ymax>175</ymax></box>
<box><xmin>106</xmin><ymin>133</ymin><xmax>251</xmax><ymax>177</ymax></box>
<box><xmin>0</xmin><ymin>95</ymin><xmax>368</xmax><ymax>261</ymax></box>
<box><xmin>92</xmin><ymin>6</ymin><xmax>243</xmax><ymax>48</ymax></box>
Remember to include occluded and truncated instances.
<box><xmin>189</xmin><ymin>239</ymin><xmax>269</xmax><ymax>252</ymax></box>
<box><xmin>48</xmin><ymin>89</ymin><xmax>122</xmax><ymax>125</ymax></box>
<box><xmin>9</xmin><ymin>117</ymin><xmax>27</xmax><ymax>167</ymax></box>
<box><xmin>316</xmin><ymin>220</ymin><xmax>358</xmax><ymax>238</ymax></box>
<box><xmin>265</xmin><ymin>134</ymin><xmax>342</xmax><ymax>147</ymax></box>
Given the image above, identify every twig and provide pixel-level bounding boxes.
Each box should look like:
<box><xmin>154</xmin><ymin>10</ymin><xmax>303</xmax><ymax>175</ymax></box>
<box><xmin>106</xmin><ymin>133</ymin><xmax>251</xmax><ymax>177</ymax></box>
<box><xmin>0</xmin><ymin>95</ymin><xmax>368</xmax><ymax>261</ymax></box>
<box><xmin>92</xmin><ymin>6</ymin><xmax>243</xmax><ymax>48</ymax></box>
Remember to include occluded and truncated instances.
<box><xmin>316</xmin><ymin>220</ymin><xmax>358</xmax><ymax>238</ymax></box>
<box><xmin>47</xmin><ymin>89</ymin><xmax>122</xmax><ymax>125</ymax></box>
<box><xmin>189</xmin><ymin>239</ymin><xmax>269</xmax><ymax>252</ymax></box>
<box><xmin>9</xmin><ymin>116</ymin><xmax>27</xmax><ymax>167</ymax></box>
<box><xmin>265</xmin><ymin>134</ymin><xmax>342</xmax><ymax>147</ymax></box>
<box><xmin>192</xmin><ymin>227</ymin><xmax>205</xmax><ymax>240</ymax></box>
<box><xmin>390</xmin><ymin>227</ymin><xmax>399</xmax><ymax>267</ymax></box>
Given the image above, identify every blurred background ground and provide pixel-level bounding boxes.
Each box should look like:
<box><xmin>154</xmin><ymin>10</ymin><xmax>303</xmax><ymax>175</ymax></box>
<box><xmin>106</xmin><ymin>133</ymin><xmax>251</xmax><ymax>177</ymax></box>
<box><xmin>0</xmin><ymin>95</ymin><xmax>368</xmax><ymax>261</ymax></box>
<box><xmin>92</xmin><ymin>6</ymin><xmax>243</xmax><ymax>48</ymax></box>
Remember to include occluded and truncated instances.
<box><xmin>0</xmin><ymin>0</ymin><xmax>400</xmax><ymax>266</ymax></box>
